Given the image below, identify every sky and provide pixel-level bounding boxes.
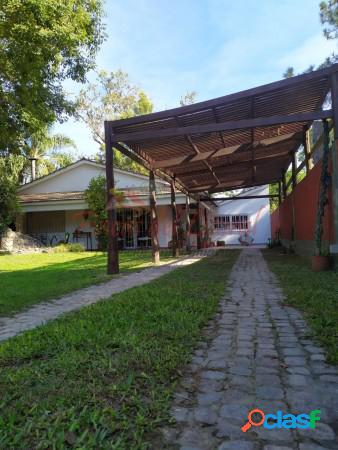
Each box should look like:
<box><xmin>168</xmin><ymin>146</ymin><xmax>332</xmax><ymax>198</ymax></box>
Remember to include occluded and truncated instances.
<box><xmin>54</xmin><ymin>0</ymin><xmax>337</xmax><ymax>157</ymax></box>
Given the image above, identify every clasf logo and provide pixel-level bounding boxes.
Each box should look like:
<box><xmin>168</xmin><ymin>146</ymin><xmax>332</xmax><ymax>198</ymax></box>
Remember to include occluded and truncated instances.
<box><xmin>241</xmin><ymin>408</ymin><xmax>321</xmax><ymax>432</ymax></box>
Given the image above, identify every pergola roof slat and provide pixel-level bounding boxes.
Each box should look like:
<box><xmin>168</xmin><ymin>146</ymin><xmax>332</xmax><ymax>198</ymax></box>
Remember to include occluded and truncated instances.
<box><xmin>106</xmin><ymin>65</ymin><xmax>337</xmax><ymax>194</ymax></box>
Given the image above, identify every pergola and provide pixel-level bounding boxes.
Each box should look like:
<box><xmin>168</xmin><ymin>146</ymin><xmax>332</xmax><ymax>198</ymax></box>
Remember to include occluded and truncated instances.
<box><xmin>105</xmin><ymin>64</ymin><xmax>338</xmax><ymax>274</ymax></box>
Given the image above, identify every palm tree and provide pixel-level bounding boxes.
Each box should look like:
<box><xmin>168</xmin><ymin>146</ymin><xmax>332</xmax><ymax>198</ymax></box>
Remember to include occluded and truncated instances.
<box><xmin>22</xmin><ymin>127</ymin><xmax>77</xmax><ymax>181</ymax></box>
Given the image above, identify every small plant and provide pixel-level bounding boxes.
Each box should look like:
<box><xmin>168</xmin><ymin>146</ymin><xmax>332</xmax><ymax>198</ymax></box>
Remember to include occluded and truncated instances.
<box><xmin>53</xmin><ymin>243</ymin><xmax>85</xmax><ymax>253</ymax></box>
<box><xmin>84</xmin><ymin>176</ymin><xmax>108</xmax><ymax>250</ymax></box>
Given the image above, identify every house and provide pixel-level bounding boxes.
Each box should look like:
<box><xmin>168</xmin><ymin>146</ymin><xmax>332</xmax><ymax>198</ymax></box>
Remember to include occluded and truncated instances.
<box><xmin>212</xmin><ymin>185</ymin><xmax>272</xmax><ymax>246</ymax></box>
<box><xmin>17</xmin><ymin>158</ymin><xmax>271</xmax><ymax>250</ymax></box>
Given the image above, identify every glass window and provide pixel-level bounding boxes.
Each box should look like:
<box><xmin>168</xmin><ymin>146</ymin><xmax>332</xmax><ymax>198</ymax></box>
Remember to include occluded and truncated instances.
<box><xmin>214</xmin><ymin>214</ymin><xmax>248</xmax><ymax>231</ymax></box>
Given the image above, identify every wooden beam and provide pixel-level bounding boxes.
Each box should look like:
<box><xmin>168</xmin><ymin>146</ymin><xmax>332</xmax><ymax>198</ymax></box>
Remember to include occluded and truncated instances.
<box><xmin>177</xmin><ymin>152</ymin><xmax>290</xmax><ymax>180</ymax></box>
<box><xmin>149</xmin><ymin>170</ymin><xmax>160</xmax><ymax>264</ymax></box>
<box><xmin>152</xmin><ymin>134</ymin><xmax>300</xmax><ymax>170</ymax></box>
<box><xmin>278</xmin><ymin>181</ymin><xmax>282</xmax><ymax>206</ymax></box>
<box><xmin>104</xmin><ymin>121</ymin><xmax>119</xmax><ymax>274</ymax></box>
<box><xmin>112</xmin><ymin>110</ymin><xmax>332</xmax><ymax>143</ymax></box>
<box><xmin>200</xmin><ymin>194</ymin><xmax>280</xmax><ymax>201</ymax></box>
<box><xmin>303</xmin><ymin>126</ymin><xmax>313</xmax><ymax>173</ymax></box>
<box><xmin>196</xmin><ymin>200</ymin><xmax>201</xmax><ymax>249</ymax></box>
<box><xmin>291</xmin><ymin>150</ymin><xmax>297</xmax><ymax>189</ymax></box>
<box><xmin>185</xmin><ymin>132</ymin><xmax>221</xmax><ymax>184</ymax></box>
<box><xmin>108</xmin><ymin>64</ymin><xmax>337</xmax><ymax>129</ymax></box>
<box><xmin>185</xmin><ymin>196</ymin><xmax>191</xmax><ymax>252</ymax></box>
<box><xmin>204</xmin><ymin>207</ymin><xmax>209</xmax><ymax>245</ymax></box>
<box><xmin>171</xmin><ymin>182</ymin><xmax>179</xmax><ymax>257</ymax></box>
<box><xmin>282</xmin><ymin>168</ymin><xmax>287</xmax><ymax>198</ymax></box>
<box><xmin>111</xmin><ymin>141</ymin><xmax>195</xmax><ymax>198</ymax></box>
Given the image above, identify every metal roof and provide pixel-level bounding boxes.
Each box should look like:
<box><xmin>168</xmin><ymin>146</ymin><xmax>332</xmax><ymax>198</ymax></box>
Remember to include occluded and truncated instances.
<box><xmin>106</xmin><ymin>64</ymin><xmax>337</xmax><ymax>194</ymax></box>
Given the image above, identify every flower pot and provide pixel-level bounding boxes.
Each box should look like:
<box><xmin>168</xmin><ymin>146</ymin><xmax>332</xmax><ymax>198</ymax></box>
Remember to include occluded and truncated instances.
<box><xmin>311</xmin><ymin>255</ymin><xmax>330</xmax><ymax>272</ymax></box>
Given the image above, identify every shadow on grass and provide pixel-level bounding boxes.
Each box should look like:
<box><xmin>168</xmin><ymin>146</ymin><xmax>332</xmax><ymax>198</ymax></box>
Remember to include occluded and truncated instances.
<box><xmin>0</xmin><ymin>250</ymin><xmax>175</xmax><ymax>316</ymax></box>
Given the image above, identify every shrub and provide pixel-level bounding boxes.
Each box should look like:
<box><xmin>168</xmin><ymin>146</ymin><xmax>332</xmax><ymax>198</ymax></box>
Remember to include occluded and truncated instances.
<box><xmin>53</xmin><ymin>243</ymin><xmax>85</xmax><ymax>253</ymax></box>
<box><xmin>84</xmin><ymin>176</ymin><xmax>108</xmax><ymax>250</ymax></box>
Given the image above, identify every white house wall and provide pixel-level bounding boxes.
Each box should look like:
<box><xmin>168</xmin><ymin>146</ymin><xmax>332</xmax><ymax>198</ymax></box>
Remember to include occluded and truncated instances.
<box><xmin>19</xmin><ymin>161</ymin><xmax>167</xmax><ymax>194</ymax></box>
<box><xmin>213</xmin><ymin>185</ymin><xmax>271</xmax><ymax>245</ymax></box>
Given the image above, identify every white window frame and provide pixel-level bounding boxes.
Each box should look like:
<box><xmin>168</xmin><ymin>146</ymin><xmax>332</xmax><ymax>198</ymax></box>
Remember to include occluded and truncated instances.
<box><xmin>214</xmin><ymin>214</ymin><xmax>249</xmax><ymax>232</ymax></box>
<box><xmin>214</xmin><ymin>215</ymin><xmax>231</xmax><ymax>230</ymax></box>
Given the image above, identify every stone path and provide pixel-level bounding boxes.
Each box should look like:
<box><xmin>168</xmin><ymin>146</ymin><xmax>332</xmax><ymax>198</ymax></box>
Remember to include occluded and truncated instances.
<box><xmin>164</xmin><ymin>248</ymin><xmax>338</xmax><ymax>450</ymax></box>
<box><xmin>0</xmin><ymin>249</ymin><xmax>215</xmax><ymax>342</ymax></box>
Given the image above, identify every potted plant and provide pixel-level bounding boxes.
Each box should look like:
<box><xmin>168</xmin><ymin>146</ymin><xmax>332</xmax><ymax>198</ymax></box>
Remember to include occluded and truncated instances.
<box><xmin>312</xmin><ymin>249</ymin><xmax>330</xmax><ymax>272</ymax></box>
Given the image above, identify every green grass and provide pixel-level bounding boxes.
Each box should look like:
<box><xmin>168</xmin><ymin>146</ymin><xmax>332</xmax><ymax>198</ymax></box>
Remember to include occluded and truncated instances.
<box><xmin>263</xmin><ymin>248</ymin><xmax>338</xmax><ymax>365</ymax></box>
<box><xmin>0</xmin><ymin>250</ymin><xmax>181</xmax><ymax>316</ymax></box>
<box><xmin>0</xmin><ymin>250</ymin><xmax>238</xmax><ymax>449</ymax></box>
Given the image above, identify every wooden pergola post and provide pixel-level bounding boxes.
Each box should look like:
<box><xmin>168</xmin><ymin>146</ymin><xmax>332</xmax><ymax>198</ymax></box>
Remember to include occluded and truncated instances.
<box><xmin>104</xmin><ymin>121</ymin><xmax>119</xmax><ymax>274</ymax></box>
<box><xmin>196</xmin><ymin>200</ymin><xmax>202</xmax><ymax>249</ymax></box>
<box><xmin>291</xmin><ymin>151</ymin><xmax>297</xmax><ymax>190</ymax></box>
<box><xmin>171</xmin><ymin>181</ymin><xmax>179</xmax><ymax>257</ymax></box>
<box><xmin>185</xmin><ymin>195</ymin><xmax>191</xmax><ymax>252</ymax></box>
<box><xmin>149</xmin><ymin>170</ymin><xmax>160</xmax><ymax>264</ymax></box>
<box><xmin>330</xmin><ymin>73</ymin><xmax>338</xmax><ymax>261</ymax></box>
<box><xmin>303</xmin><ymin>126</ymin><xmax>313</xmax><ymax>174</ymax></box>
<box><xmin>278</xmin><ymin>181</ymin><xmax>282</xmax><ymax>206</ymax></box>
<box><xmin>204</xmin><ymin>206</ymin><xmax>209</xmax><ymax>245</ymax></box>
<box><xmin>281</xmin><ymin>169</ymin><xmax>287</xmax><ymax>199</ymax></box>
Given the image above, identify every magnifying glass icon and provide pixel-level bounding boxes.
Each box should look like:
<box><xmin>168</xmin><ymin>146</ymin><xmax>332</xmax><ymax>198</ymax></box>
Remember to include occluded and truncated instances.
<box><xmin>241</xmin><ymin>408</ymin><xmax>265</xmax><ymax>432</ymax></box>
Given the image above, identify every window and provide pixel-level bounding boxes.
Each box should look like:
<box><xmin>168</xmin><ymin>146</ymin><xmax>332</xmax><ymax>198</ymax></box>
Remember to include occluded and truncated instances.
<box><xmin>26</xmin><ymin>211</ymin><xmax>65</xmax><ymax>233</ymax></box>
<box><xmin>214</xmin><ymin>215</ymin><xmax>231</xmax><ymax>230</ymax></box>
<box><xmin>232</xmin><ymin>215</ymin><xmax>248</xmax><ymax>230</ymax></box>
<box><xmin>214</xmin><ymin>214</ymin><xmax>249</xmax><ymax>231</ymax></box>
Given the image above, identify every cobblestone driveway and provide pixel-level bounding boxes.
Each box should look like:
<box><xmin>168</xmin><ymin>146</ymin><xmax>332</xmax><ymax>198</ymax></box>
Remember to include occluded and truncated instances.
<box><xmin>164</xmin><ymin>248</ymin><xmax>338</xmax><ymax>450</ymax></box>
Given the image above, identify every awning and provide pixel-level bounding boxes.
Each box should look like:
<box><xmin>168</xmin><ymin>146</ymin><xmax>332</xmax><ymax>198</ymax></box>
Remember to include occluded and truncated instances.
<box><xmin>105</xmin><ymin>64</ymin><xmax>336</xmax><ymax>194</ymax></box>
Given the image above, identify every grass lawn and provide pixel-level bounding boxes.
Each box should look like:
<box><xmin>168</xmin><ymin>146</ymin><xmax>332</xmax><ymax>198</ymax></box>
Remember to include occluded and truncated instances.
<box><xmin>0</xmin><ymin>250</ymin><xmax>181</xmax><ymax>316</ymax></box>
<box><xmin>0</xmin><ymin>250</ymin><xmax>238</xmax><ymax>449</ymax></box>
<box><xmin>263</xmin><ymin>248</ymin><xmax>338</xmax><ymax>365</ymax></box>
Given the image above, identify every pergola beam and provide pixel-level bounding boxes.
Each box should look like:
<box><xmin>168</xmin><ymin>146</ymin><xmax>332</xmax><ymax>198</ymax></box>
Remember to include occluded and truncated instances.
<box><xmin>177</xmin><ymin>152</ymin><xmax>288</xmax><ymax>179</ymax></box>
<box><xmin>152</xmin><ymin>134</ymin><xmax>300</xmax><ymax>170</ymax></box>
<box><xmin>109</xmin><ymin>63</ymin><xmax>337</xmax><ymax>129</ymax></box>
<box><xmin>207</xmin><ymin>179</ymin><xmax>281</xmax><ymax>193</ymax></box>
<box><xmin>112</xmin><ymin>141</ymin><xmax>197</xmax><ymax>199</ymax></box>
<box><xmin>200</xmin><ymin>194</ymin><xmax>279</xmax><ymax>201</ymax></box>
<box><xmin>111</xmin><ymin>110</ymin><xmax>332</xmax><ymax>143</ymax></box>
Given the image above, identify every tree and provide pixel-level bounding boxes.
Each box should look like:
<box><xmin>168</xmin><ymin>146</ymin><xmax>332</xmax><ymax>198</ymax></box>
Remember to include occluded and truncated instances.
<box><xmin>21</xmin><ymin>127</ymin><xmax>77</xmax><ymax>180</ymax></box>
<box><xmin>180</xmin><ymin>91</ymin><xmax>197</xmax><ymax>106</ymax></box>
<box><xmin>0</xmin><ymin>0</ymin><xmax>105</xmax><ymax>153</ymax></box>
<box><xmin>0</xmin><ymin>155</ymin><xmax>25</xmax><ymax>235</ymax></box>
<box><xmin>283</xmin><ymin>67</ymin><xmax>295</xmax><ymax>78</ymax></box>
<box><xmin>283</xmin><ymin>2</ymin><xmax>338</xmax><ymax>78</ymax></box>
<box><xmin>320</xmin><ymin>0</ymin><xmax>338</xmax><ymax>39</ymax></box>
<box><xmin>76</xmin><ymin>70</ymin><xmax>153</xmax><ymax>173</ymax></box>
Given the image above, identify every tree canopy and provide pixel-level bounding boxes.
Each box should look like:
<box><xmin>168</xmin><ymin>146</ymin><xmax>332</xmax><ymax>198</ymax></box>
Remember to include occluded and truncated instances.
<box><xmin>283</xmin><ymin>1</ymin><xmax>338</xmax><ymax>78</ymax></box>
<box><xmin>180</xmin><ymin>91</ymin><xmax>197</xmax><ymax>106</ymax></box>
<box><xmin>76</xmin><ymin>70</ymin><xmax>153</xmax><ymax>173</ymax></box>
<box><xmin>21</xmin><ymin>127</ymin><xmax>77</xmax><ymax>181</ymax></box>
<box><xmin>0</xmin><ymin>0</ymin><xmax>105</xmax><ymax>153</ymax></box>
<box><xmin>320</xmin><ymin>0</ymin><xmax>338</xmax><ymax>40</ymax></box>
